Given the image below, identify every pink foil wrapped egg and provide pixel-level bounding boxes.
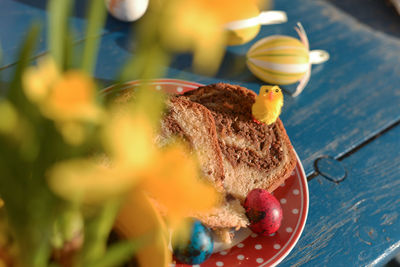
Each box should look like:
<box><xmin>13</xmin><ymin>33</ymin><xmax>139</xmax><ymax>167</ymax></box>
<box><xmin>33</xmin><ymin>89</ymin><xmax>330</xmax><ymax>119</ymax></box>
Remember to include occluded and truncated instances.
<box><xmin>244</xmin><ymin>188</ymin><xmax>283</xmax><ymax>235</ymax></box>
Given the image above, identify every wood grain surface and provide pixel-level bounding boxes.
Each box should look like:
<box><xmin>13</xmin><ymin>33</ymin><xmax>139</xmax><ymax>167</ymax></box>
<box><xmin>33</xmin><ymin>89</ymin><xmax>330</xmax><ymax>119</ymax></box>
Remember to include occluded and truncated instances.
<box><xmin>280</xmin><ymin>123</ymin><xmax>400</xmax><ymax>267</ymax></box>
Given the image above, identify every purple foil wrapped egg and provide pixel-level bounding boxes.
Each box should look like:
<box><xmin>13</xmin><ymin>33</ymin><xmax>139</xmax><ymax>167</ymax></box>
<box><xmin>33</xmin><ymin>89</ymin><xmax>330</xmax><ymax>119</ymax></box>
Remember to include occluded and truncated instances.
<box><xmin>244</xmin><ymin>188</ymin><xmax>283</xmax><ymax>235</ymax></box>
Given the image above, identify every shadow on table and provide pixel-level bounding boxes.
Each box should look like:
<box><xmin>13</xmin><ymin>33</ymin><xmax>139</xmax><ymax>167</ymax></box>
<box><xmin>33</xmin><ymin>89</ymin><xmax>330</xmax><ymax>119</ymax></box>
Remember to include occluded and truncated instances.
<box><xmin>327</xmin><ymin>0</ymin><xmax>400</xmax><ymax>39</ymax></box>
<box><xmin>168</xmin><ymin>50</ymin><xmax>259</xmax><ymax>82</ymax></box>
<box><xmin>14</xmin><ymin>0</ymin><xmax>131</xmax><ymax>33</ymax></box>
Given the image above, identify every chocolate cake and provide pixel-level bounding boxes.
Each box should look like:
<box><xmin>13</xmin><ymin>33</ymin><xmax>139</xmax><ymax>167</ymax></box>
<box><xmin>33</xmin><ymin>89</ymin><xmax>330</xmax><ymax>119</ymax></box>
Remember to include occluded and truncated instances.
<box><xmin>157</xmin><ymin>96</ymin><xmax>225</xmax><ymax>190</ymax></box>
<box><xmin>182</xmin><ymin>83</ymin><xmax>296</xmax><ymax>201</ymax></box>
<box><xmin>115</xmin><ymin>82</ymin><xmax>296</xmax><ymax>243</ymax></box>
<box><xmin>158</xmin><ymin>83</ymin><xmax>296</xmax><ymax>242</ymax></box>
<box><xmin>158</xmin><ymin>96</ymin><xmax>249</xmax><ymax>232</ymax></box>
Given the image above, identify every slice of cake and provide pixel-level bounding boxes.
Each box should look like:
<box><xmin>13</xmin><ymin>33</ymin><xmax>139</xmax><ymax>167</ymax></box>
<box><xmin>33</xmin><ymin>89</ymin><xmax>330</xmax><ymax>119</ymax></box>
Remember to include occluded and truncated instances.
<box><xmin>115</xmin><ymin>82</ymin><xmax>296</xmax><ymax>244</ymax></box>
<box><xmin>158</xmin><ymin>96</ymin><xmax>249</xmax><ymax>232</ymax></box>
<box><xmin>182</xmin><ymin>83</ymin><xmax>297</xmax><ymax>201</ymax></box>
<box><xmin>157</xmin><ymin>96</ymin><xmax>225</xmax><ymax>190</ymax></box>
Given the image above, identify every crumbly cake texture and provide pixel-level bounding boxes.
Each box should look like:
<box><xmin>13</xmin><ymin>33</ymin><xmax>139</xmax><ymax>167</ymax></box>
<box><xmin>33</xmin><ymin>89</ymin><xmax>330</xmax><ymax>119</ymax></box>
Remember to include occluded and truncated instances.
<box><xmin>182</xmin><ymin>83</ymin><xmax>297</xmax><ymax>201</ymax></box>
<box><xmin>158</xmin><ymin>96</ymin><xmax>225</xmax><ymax>190</ymax></box>
<box><xmin>193</xmin><ymin>195</ymin><xmax>249</xmax><ymax>230</ymax></box>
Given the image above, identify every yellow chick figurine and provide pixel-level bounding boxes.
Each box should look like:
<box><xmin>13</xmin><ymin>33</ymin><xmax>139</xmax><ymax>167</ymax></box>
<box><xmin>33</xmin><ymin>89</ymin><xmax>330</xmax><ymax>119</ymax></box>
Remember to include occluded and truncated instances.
<box><xmin>252</xmin><ymin>85</ymin><xmax>283</xmax><ymax>125</ymax></box>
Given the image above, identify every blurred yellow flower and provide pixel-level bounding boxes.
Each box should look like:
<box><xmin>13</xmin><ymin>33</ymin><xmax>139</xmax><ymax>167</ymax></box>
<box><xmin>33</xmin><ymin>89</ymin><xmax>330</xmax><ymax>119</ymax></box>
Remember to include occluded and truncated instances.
<box><xmin>0</xmin><ymin>199</ymin><xmax>3</xmax><ymax>208</ymax></box>
<box><xmin>57</xmin><ymin>121</ymin><xmax>87</xmax><ymax>146</ymax></box>
<box><xmin>141</xmin><ymin>144</ymin><xmax>218</xmax><ymax>222</ymax></box>
<box><xmin>0</xmin><ymin>100</ymin><xmax>18</xmax><ymax>135</ymax></box>
<box><xmin>23</xmin><ymin>57</ymin><xmax>102</xmax><ymax>145</ymax></box>
<box><xmin>43</xmin><ymin>71</ymin><xmax>100</xmax><ymax>121</ymax></box>
<box><xmin>103</xmin><ymin>110</ymin><xmax>156</xmax><ymax>171</ymax></box>
<box><xmin>115</xmin><ymin>189</ymin><xmax>171</xmax><ymax>267</ymax></box>
<box><xmin>48</xmin><ymin>108</ymin><xmax>218</xmax><ymax>220</ymax></box>
<box><xmin>23</xmin><ymin>57</ymin><xmax>101</xmax><ymax>122</ymax></box>
<box><xmin>47</xmin><ymin>157</ymin><xmax>135</xmax><ymax>204</ymax></box>
<box><xmin>161</xmin><ymin>0</ymin><xmax>266</xmax><ymax>73</ymax></box>
<box><xmin>23</xmin><ymin>56</ymin><xmax>59</xmax><ymax>103</ymax></box>
<box><xmin>47</xmin><ymin>110</ymin><xmax>156</xmax><ymax>204</ymax></box>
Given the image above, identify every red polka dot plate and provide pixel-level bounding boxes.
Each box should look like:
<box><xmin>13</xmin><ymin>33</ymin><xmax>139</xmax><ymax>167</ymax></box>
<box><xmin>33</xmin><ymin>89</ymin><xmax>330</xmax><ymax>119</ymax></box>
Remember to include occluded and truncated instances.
<box><xmin>103</xmin><ymin>79</ymin><xmax>309</xmax><ymax>267</ymax></box>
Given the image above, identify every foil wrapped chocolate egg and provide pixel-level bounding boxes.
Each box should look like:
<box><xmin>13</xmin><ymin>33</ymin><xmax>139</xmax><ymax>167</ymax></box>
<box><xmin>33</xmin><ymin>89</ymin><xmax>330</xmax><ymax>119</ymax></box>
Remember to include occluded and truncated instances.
<box><xmin>244</xmin><ymin>188</ymin><xmax>282</xmax><ymax>235</ymax></box>
<box><xmin>173</xmin><ymin>220</ymin><xmax>214</xmax><ymax>265</ymax></box>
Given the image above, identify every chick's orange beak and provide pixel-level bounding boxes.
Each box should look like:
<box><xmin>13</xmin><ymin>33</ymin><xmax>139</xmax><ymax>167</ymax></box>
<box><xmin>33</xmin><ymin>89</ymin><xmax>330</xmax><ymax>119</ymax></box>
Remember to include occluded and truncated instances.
<box><xmin>269</xmin><ymin>91</ymin><xmax>274</xmax><ymax>101</ymax></box>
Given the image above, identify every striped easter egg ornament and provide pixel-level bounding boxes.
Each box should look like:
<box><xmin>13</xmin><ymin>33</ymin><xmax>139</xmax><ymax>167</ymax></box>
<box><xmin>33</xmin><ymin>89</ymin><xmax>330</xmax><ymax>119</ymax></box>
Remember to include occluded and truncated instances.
<box><xmin>246</xmin><ymin>23</ymin><xmax>329</xmax><ymax>97</ymax></box>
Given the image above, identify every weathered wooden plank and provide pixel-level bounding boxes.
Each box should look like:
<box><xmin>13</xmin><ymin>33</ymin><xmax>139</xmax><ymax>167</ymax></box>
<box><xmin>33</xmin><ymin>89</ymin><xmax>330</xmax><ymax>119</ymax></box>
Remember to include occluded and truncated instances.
<box><xmin>279</xmin><ymin>124</ymin><xmax>400</xmax><ymax>266</ymax></box>
<box><xmin>0</xmin><ymin>0</ymin><xmax>127</xmax><ymax>68</ymax></box>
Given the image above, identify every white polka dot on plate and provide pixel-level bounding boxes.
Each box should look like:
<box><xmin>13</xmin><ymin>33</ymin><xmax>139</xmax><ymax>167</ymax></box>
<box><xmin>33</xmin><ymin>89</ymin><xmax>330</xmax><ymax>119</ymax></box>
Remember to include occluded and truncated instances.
<box><xmin>237</xmin><ymin>254</ymin><xmax>245</xmax><ymax>260</ymax></box>
<box><xmin>176</xmin><ymin>87</ymin><xmax>183</xmax><ymax>92</ymax></box>
<box><xmin>269</xmin><ymin>232</ymin><xmax>276</xmax><ymax>237</ymax></box>
<box><xmin>256</xmin><ymin>258</ymin><xmax>264</xmax><ymax>263</ymax></box>
<box><xmin>220</xmin><ymin>250</ymin><xmax>228</xmax><ymax>255</ymax></box>
<box><xmin>216</xmin><ymin>261</ymin><xmax>224</xmax><ymax>266</ymax></box>
<box><xmin>286</xmin><ymin>227</ymin><xmax>293</xmax><ymax>233</ymax></box>
<box><xmin>292</xmin><ymin>208</ymin><xmax>299</xmax><ymax>214</ymax></box>
<box><xmin>280</xmin><ymin>182</ymin><xmax>285</xmax><ymax>187</ymax></box>
<box><xmin>293</xmin><ymin>189</ymin><xmax>300</xmax><ymax>195</ymax></box>
<box><xmin>273</xmin><ymin>244</ymin><xmax>281</xmax><ymax>250</ymax></box>
<box><xmin>255</xmin><ymin>244</ymin><xmax>262</xmax><ymax>250</ymax></box>
<box><xmin>169</xmin><ymin>264</ymin><xmax>176</xmax><ymax>267</ymax></box>
<box><xmin>251</xmin><ymin>233</ymin><xmax>258</xmax><ymax>238</ymax></box>
<box><xmin>280</xmin><ymin>198</ymin><xmax>287</xmax><ymax>204</ymax></box>
<box><xmin>193</xmin><ymin>265</ymin><xmax>200</xmax><ymax>267</ymax></box>
<box><xmin>155</xmin><ymin>85</ymin><xmax>162</xmax><ymax>90</ymax></box>
<box><xmin>291</xmin><ymin>171</ymin><xmax>295</xmax><ymax>176</ymax></box>
<box><xmin>237</xmin><ymin>243</ymin><xmax>244</xmax><ymax>248</ymax></box>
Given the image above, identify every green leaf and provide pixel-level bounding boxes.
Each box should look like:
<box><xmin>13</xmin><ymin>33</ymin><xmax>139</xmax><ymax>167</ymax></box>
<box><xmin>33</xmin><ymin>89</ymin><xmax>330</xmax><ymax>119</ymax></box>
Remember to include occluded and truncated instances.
<box><xmin>80</xmin><ymin>200</ymin><xmax>121</xmax><ymax>264</ymax></box>
<box><xmin>89</xmin><ymin>240</ymin><xmax>142</xmax><ymax>267</ymax></box>
<box><xmin>7</xmin><ymin>23</ymin><xmax>42</xmax><ymax>122</ymax></box>
<box><xmin>47</xmin><ymin>0</ymin><xmax>74</xmax><ymax>69</ymax></box>
<box><xmin>64</xmin><ymin>27</ymin><xmax>78</xmax><ymax>70</ymax></box>
<box><xmin>81</xmin><ymin>0</ymin><xmax>107</xmax><ymax>74</ymax></box>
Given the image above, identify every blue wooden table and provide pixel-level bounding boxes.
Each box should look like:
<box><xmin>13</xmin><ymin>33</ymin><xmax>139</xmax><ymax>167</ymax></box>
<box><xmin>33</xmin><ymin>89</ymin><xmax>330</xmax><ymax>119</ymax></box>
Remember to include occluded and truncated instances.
<box><xmin>1</xmin><ymin>0</ymin><xmax>399</xmax><ymax>266</ymax></box>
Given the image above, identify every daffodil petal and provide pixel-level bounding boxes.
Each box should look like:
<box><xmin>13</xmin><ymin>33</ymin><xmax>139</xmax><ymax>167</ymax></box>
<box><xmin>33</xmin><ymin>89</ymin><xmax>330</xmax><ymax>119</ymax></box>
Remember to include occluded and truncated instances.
<box><xmin>142</xmin><ymin>144</ymin><xmax>218</xmax><ymax>220</ymax></box>
<box><xmin>115</xmin><ymin>189</ymin><xmax>170</xmax><ymax>267</ymax></box>
<box><xmin>104</xmin><ymin>111</ymin><xmax>155</xmax><ymax>169</ymax></box>
<box><xmin>47</xmin><ymin>158</ymin><xmax>136</xmax><ymax>204</ymax></box>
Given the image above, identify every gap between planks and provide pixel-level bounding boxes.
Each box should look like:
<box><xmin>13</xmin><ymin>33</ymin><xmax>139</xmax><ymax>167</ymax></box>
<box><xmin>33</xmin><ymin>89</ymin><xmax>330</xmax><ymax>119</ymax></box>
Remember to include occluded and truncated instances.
<box><xmin>307</xmin><ymin>118</ymin><xmax>400</xmax><ymax>182</ymax></box>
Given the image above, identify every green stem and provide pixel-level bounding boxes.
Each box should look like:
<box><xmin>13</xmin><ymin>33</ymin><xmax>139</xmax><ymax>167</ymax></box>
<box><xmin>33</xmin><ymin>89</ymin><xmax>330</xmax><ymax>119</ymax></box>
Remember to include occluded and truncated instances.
<box><xmin>81</xmin><ymin>0</ymin><xmax>107</xmax><ymax>74</ymax></box>
<box><xmin>80</xmin><ymin>200</ymin><xmax>121</xmax><ymax>266</ymax></box>
<box><xmin>47</xmin><ymin>0</ymin><xmax>73</xmax><ymax>69</ymax></box>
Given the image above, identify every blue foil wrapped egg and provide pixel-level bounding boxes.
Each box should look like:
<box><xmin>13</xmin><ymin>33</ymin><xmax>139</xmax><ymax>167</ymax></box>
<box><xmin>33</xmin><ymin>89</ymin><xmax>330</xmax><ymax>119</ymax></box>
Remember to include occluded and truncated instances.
<box><xmin>173</xmin><ymin>220</ymin><xmax>214</xmax><ymax>265</ymax></box>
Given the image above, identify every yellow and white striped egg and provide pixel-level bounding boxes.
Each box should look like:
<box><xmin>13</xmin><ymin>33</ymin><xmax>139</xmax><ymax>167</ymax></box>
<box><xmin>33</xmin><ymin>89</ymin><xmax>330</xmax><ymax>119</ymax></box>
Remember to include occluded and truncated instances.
<box><xmin>246</xmin><ymin>35</ymin><xmax>310</xmax><ymax>85</ymax></box>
